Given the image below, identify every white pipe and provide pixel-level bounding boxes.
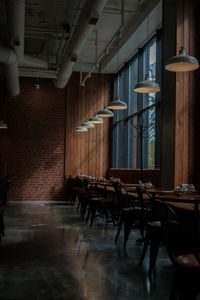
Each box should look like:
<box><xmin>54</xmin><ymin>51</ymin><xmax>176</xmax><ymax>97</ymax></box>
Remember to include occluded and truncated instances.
<box><xmin>54</xmin><ymin>0</ymin><xmax>108</xmax><ymax>89</ymax></box>
<box><xmin>22</xmin><ymin>55</ymin><xmax>48</xmax><ymax>69</ymax></box>
<box><xmin>6</xmin><ymin>0</ymin><xmax>25</xmax><ymax>64</ymax></box>
<box><xmin>82</xmin><ymin>0</ymin><xmax>124</xmax><ymax>85</ymax></box>
<box><xmin>0</xmin><ymin>46</ymin><xmax>20</xmax><ymax>96</ymax></box>
<box><xmin>19</xmin><ymin>68</ymin><xmax>57</xmax><ymax>79</ymax></box>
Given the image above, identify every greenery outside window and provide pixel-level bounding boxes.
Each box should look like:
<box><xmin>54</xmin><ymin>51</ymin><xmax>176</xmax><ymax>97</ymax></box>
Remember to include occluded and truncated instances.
<box><xmin>112</xmin><ymin>30</ymin><xmax>161</xmax><ymax>169</ymax></box>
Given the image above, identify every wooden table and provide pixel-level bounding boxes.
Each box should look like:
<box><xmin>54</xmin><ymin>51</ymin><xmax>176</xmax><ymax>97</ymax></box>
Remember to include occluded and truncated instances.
<box><xmin>158</xmin><ymin>194</ymin><xmax>200</xmax><ymax>211</ymax></box>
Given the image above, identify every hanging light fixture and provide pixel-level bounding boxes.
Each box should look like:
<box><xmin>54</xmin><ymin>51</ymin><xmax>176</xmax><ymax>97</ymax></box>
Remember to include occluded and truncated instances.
<box><xmin>96</xmin><ymin>107</ymin><xmax>113</xmax><ymax>118</ymax></box>
<box><xmin>88</xmin><ymin>115</ymin><xmax>103</xmax><ymax>124</ymax></box>
<box><xmin>134</xmin><ymin>73</ymin><xmax>160</xmax><ymax>93</ymax></box>
<box><xmin>134</xmin><ymin>5</ymin><xmax>160</xmax><ymax>94</ymax></box>
<box><xmin>165</xmin><ymin>47</ymin><xmax>199</xmax><ymax>72</ymax></box>
<box><xmin>0</xmin><ymin>120</ymin><xmax>8</xmax><ymax>129</ymax></box>
<box><xmin>165</xmin><ymin>0</ymin><xmax>199</xmax><ymax>72</ymax></box>
<box><xmin>82</xmin><ymin>121</ymin><xmax>95</xmax><ymax>128</ymax></box>
<box><xmin>75</xmin><ymin>126</ymin><xmax>88</xmax><ymax>132</ymax></box>
<box><xmin>108</xmin><ymin>38</ymin><xmax>127</xmax><ymax>110</ymax></box>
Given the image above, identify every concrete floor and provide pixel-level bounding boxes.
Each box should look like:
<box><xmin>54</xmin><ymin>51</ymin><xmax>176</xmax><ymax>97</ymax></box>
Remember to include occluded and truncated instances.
<box><xmin>0</xmin><ymin>201</ymin><xmax>195</xmax><ymax>300</ymax></box>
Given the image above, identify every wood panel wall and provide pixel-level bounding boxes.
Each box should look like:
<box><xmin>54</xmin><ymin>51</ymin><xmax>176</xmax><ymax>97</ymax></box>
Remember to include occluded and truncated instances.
<box><xmin>174</xmin><ymin>0</ymin><xmax>200</xmax><ymax>187</ymax></box>
<box><xmin>65</xmin><ymin>72</ymin><xmax>114</xmax><ymax>178</ymax></box>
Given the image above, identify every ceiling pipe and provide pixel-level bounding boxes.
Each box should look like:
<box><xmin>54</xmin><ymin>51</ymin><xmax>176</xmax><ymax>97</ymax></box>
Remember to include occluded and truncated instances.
<box><xmin>5</xmin><ymin>0</ymin><xmax>48</xmax><ymax>94</ymax></box>
<box><xmin>0</xmin><ymin>46</ymin><xmax>20</xmax><ymax>96</ymax></box>
<box><xmin>54</xmin><ymin>0</ymin><xmax>108</xmax><ymax>89</ymax></box>
<box><xmin>6</xmin><ymin>0</ymin><xmax>25</xmax><ymax>64</ymax></box>
<box><xmin>6</xmin><ymin>0</ymin><xmax>48</xmax><ymax>68</ymax></box>
<box><xmin>82</xmin><ymin>0</ymin><xmax>124</xmax><ymax>85</ymax></box>
<box><xmin>23</xmin><ymin>55</ymin><xmax>48</xmax><ymax>69</ymax></box>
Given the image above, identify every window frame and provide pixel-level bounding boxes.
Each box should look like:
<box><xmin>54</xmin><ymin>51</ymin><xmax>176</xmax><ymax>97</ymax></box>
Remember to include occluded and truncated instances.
<box><xmin>112</xmin><ymin>29</ymin><xmax>162</xmax><ymax>169</ymax></box>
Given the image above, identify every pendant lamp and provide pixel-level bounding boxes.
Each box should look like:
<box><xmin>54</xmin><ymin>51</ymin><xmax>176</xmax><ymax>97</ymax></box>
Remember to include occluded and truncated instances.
<box><xmin>107</xmin><ymin>42</ymin><xmax>128</xmax><ymax>110</ymax></box>
<box><xmin>82</xmin><ymin>121</ymin><xmax>95</xmax><ymax>128</ymax></box>
<box><xmin>134</xmin><ymin>4</ymin><xmax>160</xmax><ymax>94</ymax></box>
<box><xmin>134</xmin><ymin>74</ymin><xmax>160</xmax><ymax>93</ymax></box>
<box><xmin>96</xmin><ymin>107</ymin><xmax>113</xmax><ymax>117</ymax></box>
<box><xmin>88</xmin><ymin>115</ymin><xmax>103</xmax><ymax>124</ymax></box>
<box><xmin>165</xmin><ymin>47</ymin><xmax>199</xmax><ymax>72</ymax></box>
<box><xmin>0</xmin><ymin>120</ymin><xmax>8</xmax><ymax>129</ymax></box>
<box><xmin>108</xmin><ymin>97</ymin><xmax>127</xmax><ymax>110</ymax></box>
<box><xmin>75</xmin><ymin>126</ymin><xmax>88</xmax><ymax>132</ymax></box>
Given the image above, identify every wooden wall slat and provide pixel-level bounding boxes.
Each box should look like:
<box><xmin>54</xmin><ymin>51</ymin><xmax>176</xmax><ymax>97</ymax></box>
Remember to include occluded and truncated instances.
<box><xmin>65</xmin><ymin>72</ymin><xmax>114</xmax><ymax>178</ymax></box>
<box><xmin>174</xmin><ymin>0</ymin><xmax>198</xmax><ymax>187</ymax></box>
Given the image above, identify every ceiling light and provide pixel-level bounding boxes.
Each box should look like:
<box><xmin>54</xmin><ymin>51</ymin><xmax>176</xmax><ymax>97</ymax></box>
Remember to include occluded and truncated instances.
<box><xmin>0</xmin><ymin>120</ymin><xmax>8</xmax><ymax>129</ymax></box>
<box><xmin>108</xmin><ymin>97</ymin><xmax>127</xmax><ymax>110</ymax></box>
<box><xmin>96</xmin><ymin>107</ymin><xmax>114</xmax><ymax>117</ymax></box>
<box><xmin>75</xmin><ymin>126</ymin><xmax>88</xmax><ymax>132</ymax></box>
<box><xmin>88</xmin><ymin>115</ymin><xmax>103</xmax><ymax>124</ymax></box>
<box><xmin>82</xmin><ymin>121</ymin><xmax>95</xmax><ymax>128</ymax></box>
<box><xmin>134</xmin><ymin>75</ymin><xmax>160</xmax><ymax>93</ymax></box>
<box><xmin>165</xmin><ymin>47</ymin><xmax>199</xmax><ymax>72</ymax></box>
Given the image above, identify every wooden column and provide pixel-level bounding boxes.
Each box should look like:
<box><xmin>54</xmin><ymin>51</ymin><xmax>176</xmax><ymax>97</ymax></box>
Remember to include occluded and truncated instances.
<box><xmin>175</xmin><ymin>0</ymin><xmax>200</xmax><ymax>186</ymax></box>
<box><xmin>161</xmin><ymin>0</ymin><xmax>200</xmax><ymax>188</ymax></box>
<box><xmin>161</xmin><ymin>0</ymin><xmax>177</xmax><ymax>188</ymax></box>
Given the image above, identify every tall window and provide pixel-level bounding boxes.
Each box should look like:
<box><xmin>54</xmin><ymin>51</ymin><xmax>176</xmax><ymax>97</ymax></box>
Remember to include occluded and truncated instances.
<box><xmin>112</xmin><ymin>31</ymin><xmax>161</xmax><ymax>169</ymax></box>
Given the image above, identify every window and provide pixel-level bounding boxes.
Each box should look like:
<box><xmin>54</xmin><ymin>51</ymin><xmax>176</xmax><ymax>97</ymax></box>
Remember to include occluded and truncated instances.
<box><xmin>112</xmin><ymin>31</ymin><xmax>161</xmax><ymax>169</ymax></box>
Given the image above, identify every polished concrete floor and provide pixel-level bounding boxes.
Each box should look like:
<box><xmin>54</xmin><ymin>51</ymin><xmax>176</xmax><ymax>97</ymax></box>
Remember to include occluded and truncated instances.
<box><xmin>0</xmin><ymin>200</ymin><xmax>197</xmax><ymax>300</ymax></box>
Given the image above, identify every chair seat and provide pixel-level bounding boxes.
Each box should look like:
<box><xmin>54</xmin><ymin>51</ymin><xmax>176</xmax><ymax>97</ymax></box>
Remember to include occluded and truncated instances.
<box><xmin>147</xmin><ymin>220</ymin><xmax>162</xmax><ymax>227</ymax></box>
<box><xmin>90</xmin><ymin>197</ymin><xmax>112</xmax><ymax>203</ymax></box>
<box><xmin>175</xmin><ymin>253</ymin><xmax>200</xmax><ymax>270</ymax></box>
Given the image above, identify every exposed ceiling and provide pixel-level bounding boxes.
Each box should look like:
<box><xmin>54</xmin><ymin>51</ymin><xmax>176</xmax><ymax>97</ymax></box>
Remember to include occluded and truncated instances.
<box><xmin>0</xmin><ymin>0</ymin><xmax>162</xmax><ymax>93</ymax></box>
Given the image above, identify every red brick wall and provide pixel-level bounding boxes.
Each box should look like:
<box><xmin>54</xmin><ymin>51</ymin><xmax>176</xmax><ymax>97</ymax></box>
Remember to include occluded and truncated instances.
<box><xmin>6</xmin><ymin>78</ymin><xmax>65</xmax><ymax>201</ymax></box>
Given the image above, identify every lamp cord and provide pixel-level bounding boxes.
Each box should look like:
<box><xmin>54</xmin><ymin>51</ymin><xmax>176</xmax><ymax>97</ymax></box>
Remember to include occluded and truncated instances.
<box><xmin>181</xmin><ymin>0</ymin><xmax>184</xmax><ymax>48</ymax></box>
<box><xmin>117</xmin><ymin>40</ymin><xmax>120</xmax><ymax>97</ymax></box>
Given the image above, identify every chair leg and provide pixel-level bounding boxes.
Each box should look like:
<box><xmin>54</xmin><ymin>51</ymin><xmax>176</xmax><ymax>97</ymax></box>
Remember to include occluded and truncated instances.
<box><xmin>90</xmin><ymin>206</ymin><xmax>97</xmax><ymax>227</ymax></box>
<box><xmin>115</xmin><ymin>214</ymin><xmax>123</xmax><ymax>244</ymax></box>
<box><xmin>0</xmin><ymin>209</ymin><xmax>4</xmax><ymax>237</ymax></box>
<box><xmin>139</xmin><ymin>230</ymin><xmax>151</xmax><ymax>266</ymax></box>
<box><xmin>169</xmin><ymin>276</ymin><xmax>179</xmax><ymax>300</ymax></box>
<box><xmin>123</xmin><ymin>214</ymin><xmax>133</xmax><ymax>248</ymax></box>
<box><xmin>149</xmin><ymin>233</ymin><xmax>161</xmax><ymax>275</ymax></box>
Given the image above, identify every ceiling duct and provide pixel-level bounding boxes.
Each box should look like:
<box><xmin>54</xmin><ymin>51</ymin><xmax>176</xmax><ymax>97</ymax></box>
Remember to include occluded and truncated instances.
<box><xmin>54</xmin><ymin>0</ymin><xmax>108</xmax><ymax>89</ymax></box>
<box><xmin>0</xmin><ymin>46</ymin><xmax>20</xmax><ymax>96</ymax></box>
<box><xmin>6</xmin><ymin>0</ymin><xmax>25</xmax><ymax>64</ymax></box>
<box><xmin>88</xmin><ymin>12</ymin><xmax>99</xmax><ymax>25</ymax></box>
<box><xmin>3</xmin><ymin>0</ymin><xmax>49</xmax><ymax>94</ymax></box>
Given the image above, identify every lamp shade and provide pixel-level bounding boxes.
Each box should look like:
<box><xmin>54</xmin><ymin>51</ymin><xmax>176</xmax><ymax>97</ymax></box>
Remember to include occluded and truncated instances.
<box><xmin>75</xmin><ymin>126</ymin><xmax>88</xmax><ymax>132</ymax></box>
<box><xmin>165</xmin><ymin>47</ymin><xmax>199</xmax><ymax>72</ymax></box>
<box><xmin>81</xmin><ymin>121</ymin><xmax>95</xmax><ymax>128</ymax></box>
<box><xmin>96</xmin><ymin>107</ymin><xmax>113</xmax><ymax>117</ymax></box>
<box><xmin>134</xmin><ymin>75</ymin><xmax>160</xmax><ymax>93</ymax></box>
<box><xmin>0</xmin><ymin>120</ymin><xmax>8</xmax><ymax>129</ymax></box>
<box><xmin>88</xmin><ymin>115</ymin><xmax>103</xmax><ymax>124</ymax></box>
<box><xmin>107</xmin><ymin>97</ymin><xmax>127</xmax><ymax>110</ymax></box>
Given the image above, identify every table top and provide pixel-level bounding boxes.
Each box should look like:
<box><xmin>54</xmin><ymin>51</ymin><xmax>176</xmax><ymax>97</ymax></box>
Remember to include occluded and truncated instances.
<box><xmin>158</xmin><ymin>194</ymin><xmax>200</xmax><ymax>212</ymax></box>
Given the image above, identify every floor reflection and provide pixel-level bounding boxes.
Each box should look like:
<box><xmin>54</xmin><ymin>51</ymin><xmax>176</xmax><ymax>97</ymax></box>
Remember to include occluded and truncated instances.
<box><xmin>0</xmin><ymin>201</ymin><xmax>193</xmax><ymax>299</ymax></box>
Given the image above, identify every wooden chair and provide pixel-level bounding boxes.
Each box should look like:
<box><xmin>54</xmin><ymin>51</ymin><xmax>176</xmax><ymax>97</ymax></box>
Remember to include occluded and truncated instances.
<box><xmin>86</xmin><ymin>182</ymin><xmax>113</xmax><ymax>226</ymax></box>
<box><xmin>137</xmin><ymin>187</ymin><xmax>162</xmax><ymax>275</ymax></box>
<box><xmin>157</xmin><ymin>199</ymin><xmax>200</xmax><ymax>300</ymax></box>
<box><xmin>114</xmin><ymin>183</ymin><xmax>147</xmax><ymax>247</ymax></box>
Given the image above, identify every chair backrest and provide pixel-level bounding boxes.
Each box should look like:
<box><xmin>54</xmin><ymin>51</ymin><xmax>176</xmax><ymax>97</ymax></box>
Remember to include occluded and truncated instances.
<box><xmin>156</xmin><ymin>199</ymin><xmax>198</xmax><ymax>263</ymax></box>
<box><xmin>0</xmin><ymin>176</ymin><xmax>10</xmax><ymax>206</ymax></box>
<box><xmin>136</xmin><ymin>187</ymin><xmax>153</xmax><ymax>215</ymax></box>
<box><xmin>112</xmin><ymin>182</ymin><xmax>135</xmax><ymax>210</ymax></box>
